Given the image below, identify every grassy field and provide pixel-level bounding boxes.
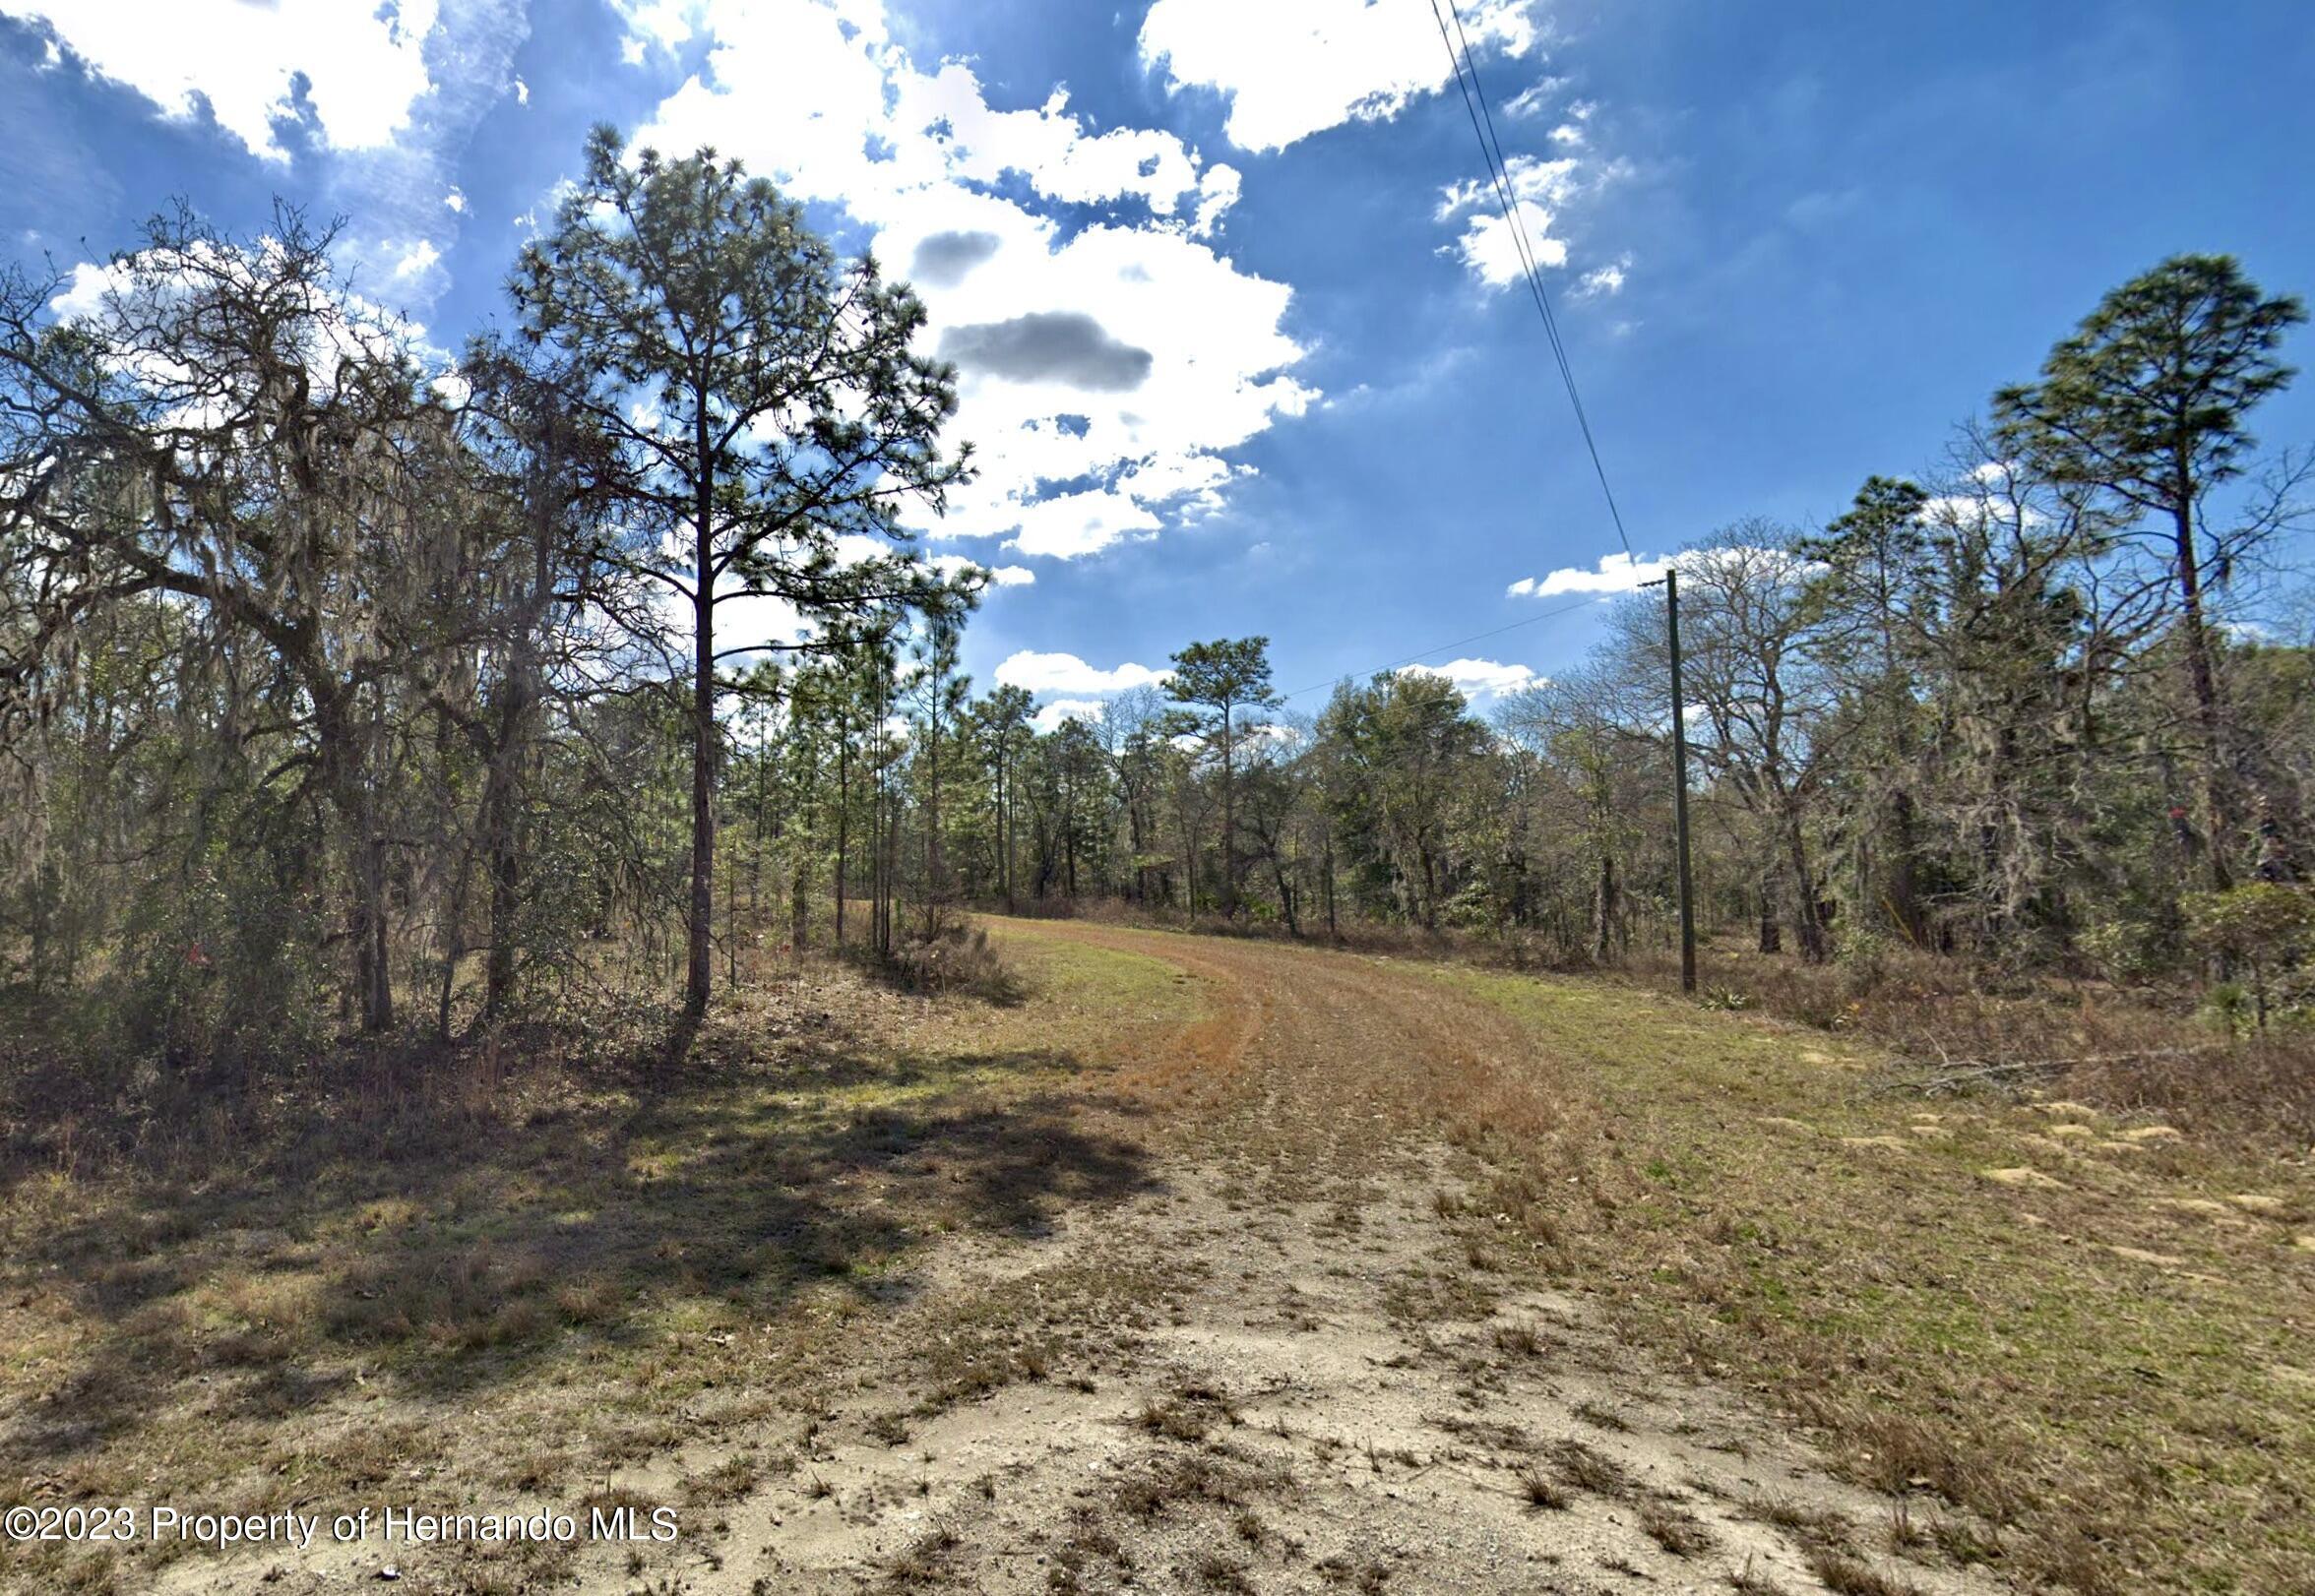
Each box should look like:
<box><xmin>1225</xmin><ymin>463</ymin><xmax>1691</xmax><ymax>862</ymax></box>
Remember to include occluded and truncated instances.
<box><xmin>1424</xmin><ymin>962</ymin><xmax>2315</xmax><ymax>1594</ymax></box>
<box><xmin>0</xmin><ymin>934</ymin><xmax>1204</xmax><ymax>1594</ymax></box>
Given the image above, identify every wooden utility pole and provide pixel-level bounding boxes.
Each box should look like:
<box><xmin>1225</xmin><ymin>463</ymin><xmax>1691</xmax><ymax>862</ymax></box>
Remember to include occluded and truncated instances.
<box><xmin>1646</xmin><ymin>570</ymin><xmax>1699</xmax><ymax>992</ymax></box>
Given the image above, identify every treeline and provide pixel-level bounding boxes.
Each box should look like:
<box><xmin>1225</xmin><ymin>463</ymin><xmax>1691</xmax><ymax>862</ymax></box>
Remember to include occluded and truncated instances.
<box><xmin>661</xmin><ymin>255</ymin><xmax>2315</xmax><ymax>1015</ymax></box>
<box><xmin>3</xmin><ymin>121</ymin><xmax>2310</xmax><ymax>1062</ymax></box>
<box><xmin>0</xmin><ymin>129</ymin><xmax>972</xmax><ymax>1058</ymax></box>
<box><xmin>967</xmin><ymin>256</ymin><xmax>2314</xmax><ymax>997</ymax></box>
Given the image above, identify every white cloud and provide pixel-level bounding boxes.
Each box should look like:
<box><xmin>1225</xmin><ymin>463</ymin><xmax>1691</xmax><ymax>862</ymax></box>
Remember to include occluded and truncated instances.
<box><xmin>611</xmin><ymin>0</ymin><xmax>696</xmax><ymax>52</ymax></box>
<box><xmin>1397</xmin><ymin>657</ymin><xmax>1542</xmax><ymax>703</ymax></box>
<box><xmin>45</xmin><ymin>240</ymin><xmax>426</xmax><ymax>436</ymax></box>
<box><xmin>715</xmin><ymin>591</ymin><xmax>809</xmax><ymax>655</ymax></box>
<box><xmin>390</xmin><ymin>238</ymin><xmax>441</xmax><ymax>279</ymax></box>
<box><xmin>1032</xmin><ymin>698</ymin><xmax>1106</xmax><ymax>733</ymax></box>
<box><xmin>1139</xmin><ymin>0</ymin><xmax>1541</xmax><ymax>153</ymax></box>
<box><xmin>1507</xmin><ymin>550</ymin><xmax>1673</xmax><ymax>598</ymax></box>
<box><xmin>21</xmin><ymin>1</ymin><xmax>531</xmax><ymax>331</ymax></box>
<box><xmin>1501</xmin><ymin>75</ymin><xmax>1565</xmax><ymax>119</ymax></box>
<box><xmin>1573</xmin><ymin>254</ymin><xmax>1630</xmax><ymax>298</ymax></box>
<box><xmin>993</xmin><ymin>650</ymin><xmax>1169</xmax><ymax>696</ymax></box>
<box><xmin>46</xmin><ymin>260</ymin><xmax>110</xmax><ymax>322</ymax></box>
<box><xmin>1</xmin><ymin>0</ymin><xmax>443</xmax><ymax>162</ymax></box>
<box><xmin>1437</xmin><ymin>153</ymin><xmax>1579</xmax><ymax>288</ymax></box>
<box><xmin>927</xmin><ymin>554</ymin><xmax>1035</xmax><ymax>588</ymax></box>
<box><xmin>1920</xmin><ymin>460</ymin><xmax>2044</xmax><ymax>531</ymax></box>
<box><xmin>626</xmin><ymin>0</ymin><xmax>1315</xmax><ymax>564</ymax></box>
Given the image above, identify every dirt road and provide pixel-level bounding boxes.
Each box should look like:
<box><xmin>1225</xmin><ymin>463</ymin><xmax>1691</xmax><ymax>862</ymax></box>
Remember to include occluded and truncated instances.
<box><xmin>653</xmin><ymin>920</ymin><xmax>2007</xmax><ymax>1596</ymax></box>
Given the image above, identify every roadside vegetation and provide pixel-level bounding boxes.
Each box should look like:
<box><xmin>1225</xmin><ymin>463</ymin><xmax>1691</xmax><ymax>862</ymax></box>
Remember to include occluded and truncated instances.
<box><xmin>0</xmin><ymin>931</ymin><xmax>1203</xmax><ymax>1594</ymax></box>
<box><xmin>1422</xmin><ymin>960</ymin><xmax>2315</xmax><ymax>1595</ymax></box>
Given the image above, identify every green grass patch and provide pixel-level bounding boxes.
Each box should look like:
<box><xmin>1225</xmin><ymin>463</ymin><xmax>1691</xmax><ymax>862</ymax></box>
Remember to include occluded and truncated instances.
<box><xmin>1431</xmin><ymin>964</ymin><xmax>2315</xmax><ymax>1595</ymax></box>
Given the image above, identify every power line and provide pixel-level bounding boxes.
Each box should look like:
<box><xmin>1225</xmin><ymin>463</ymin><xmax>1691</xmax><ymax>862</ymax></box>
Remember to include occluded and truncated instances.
<box><xmin>1279</xmin><ymin>591</ymin><xmax>1604</xmax><ymax>702</ymax></box>
<box><xmin>1428</xmin><ymin>0</ymin><xmax>1633</xmax><ymax>559</ymax></box>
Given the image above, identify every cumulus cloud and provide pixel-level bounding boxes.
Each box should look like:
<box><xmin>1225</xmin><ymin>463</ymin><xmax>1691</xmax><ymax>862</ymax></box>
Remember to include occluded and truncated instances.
<box><xmin>627</xmin><ymin>0</ymin><xmax>1314</xmax><ymax>563</ymax></box>
<box><xmin>910</xmin><ymin>228</ymin><xmax>1003</xmax><ymax>287</ymax></box>
<box><xmin>1432</xmin><ymin>86</ymin><xmax>1623</xmax><ymax>295</ymax></box>
<box><xmin>1397</xmin><ymin>657</ymin><xmax>1543</xmax><ymax>702</ymax></box>
<box><xmin>1139</xmin><ymin>0</ymin><xmax>1541</xmax><ymax>153</ymax></box>
<box><xmin>993</xmin><ymin>650</ymin><xmax>1169</xmax><ymax>696</ymax></box>
<box><xmin>1</xmin><ymin>0</ymin><xmax>443</xmax><ymax>162</ymax></box>
<box><xmin>1032</xmin><ymin>698</ymin><xmax>1106</xmax><ymax>732</ymax></box>
<box><xmin>13</xmin><ymin>0</ymin><xmax>532</xmax><ymax>328</ymax></box>
<box><xmin>927</xmin><ymin>554</ymin><xmax>1034</xmax><ymax>588</ymax></box>
<box><xmin>1573</xmin><ymin>254</ymin><xmax>1630</xmax><ymax>298</ymax></box>
<box><xmin>1437</xmin><ymin>153</ymin><xmax>1580</xmax><ymax>288</ymax></box>
<box><xmin>939</xmin><ymin>312</ymin><xmax>1154</xmax><ymax>393</ymax></box>
<box><xmin>1507</xmin><ymin>550</ymin><xmax>1673</xmax><ymax>598</ymax></box>
<box><xmin>1501</xmin><ymin>76</ymin><xmax>1565</xmax><ymax>119</ymax></box>
<box><xmin>1920</xmin><ymin>460</ymin><xmax>2045</xmax><ymax>531</ymax></box>
<box><xmin>391</xmin><ymin>238</ymin><xmax>442</xmax><ymax>279</ymax></box>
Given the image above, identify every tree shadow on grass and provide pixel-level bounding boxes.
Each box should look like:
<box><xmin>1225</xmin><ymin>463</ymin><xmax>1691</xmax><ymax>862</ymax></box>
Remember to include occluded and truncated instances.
<box><xmin>0</xmin><ymin>1013</ymin><xmax>1159</xmax><ymax>1481</ymax></box>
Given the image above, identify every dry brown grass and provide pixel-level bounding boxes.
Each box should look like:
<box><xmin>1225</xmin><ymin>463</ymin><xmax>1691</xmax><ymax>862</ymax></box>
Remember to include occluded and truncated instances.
<box><xmin>1638</xmin><ymin>1501</ymin><xmax>1719</xmax><ymax>1558</ymax></box>
<box><xmin>1515</xmin><ymin>1465</ymin><xmax>1571</xmax><ymax>1510</ymax></box>
<box><xmin>1613</xmin><ymin>939</ymin><xmax>2315</xmax><ymax>1142</ymax></box>
<box><xmin>1433</xmin><ymin>959</ymin><xmax>2315</xmax><ymax>1595</ymax></box>
<box><xmin>1547</xmin><ymin>1437</ymin><xmax>1633</xmax><ymax>1500</ymax></box>
<box><xmin>0</xmin><ymin>933</ymin><xmax>1203</xmax><ymax>1592</ymax></box>
<box><xmin>1806</xmin><ymin>1547</ymin><xmax>1928</xmax><ymax>1596</ymax></box>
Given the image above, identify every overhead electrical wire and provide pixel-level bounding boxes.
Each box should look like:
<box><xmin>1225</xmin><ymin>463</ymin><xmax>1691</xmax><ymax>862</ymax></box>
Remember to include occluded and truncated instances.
<box><xmin>1427</xmin><ymin>0</ymin><xmax>1633</xmax><ymax>559</ymax></box>
<box><xmin>1207</xmin><ymin>6</ymin><xmax>1653</xmax><ymax>714</ymax></box>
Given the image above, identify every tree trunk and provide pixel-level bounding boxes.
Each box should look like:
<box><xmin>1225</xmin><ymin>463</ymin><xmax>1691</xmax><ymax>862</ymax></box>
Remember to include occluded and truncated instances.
<box><xmin>1219</xmin><ymin>710</ymin><xmax>1237</xmax><ymax>917</ymax></box>
<box><xmin>2171</xmin><ymin>494</ymin><xmax>2233</xmax><ymax>890</ymax></box>
<box><xmin>1323</xmin><ymin>832</ymin><xmax>1338</xmax><ymax>939</ymax></box>
<box><xmin>924</xmin><ymin>715</ymin><xmax>941</xmax><ymax>940</ymax></box>
<box><xmin>790</xmin><ymin>850</ymin><xmax>810</xmax><ymax>955</ymax></box>
<box><xmin>1885</xmin><ymin>785</ymin><xmax>1921</xmax><ymax>943</ymax></box>
<box><xmin>685</xmin><ymin>459</ymin><xmax>717</xmax><ymax>1015</ymax></box>
<box><xmin>836</xmin><ymin>727</ymin><xmax>849</xmax><ymax>947</ymax></box>
<box><xmin>356</xmin><ymin>824</ymin><xmax>393</xmax><ymax>1031</ymax></box>
<box><xmin>1592</xmin><ymin>848</ymin><xmax>1616</xmax><ymax>963</ymax></box>
<box><xmin>1178</xmin><ymin>802</ymin><xmax>1196</xmax><ymax>926</ymax></box>
<box><xmin>480</xmin><ymin>765</ymin><xmax>521</xmax><ymax>1018</ymax></box>
<box><xmin>1786</xmin><ymin>817</ymin><xmax>1827</xmax><ymax>961</ymax></box>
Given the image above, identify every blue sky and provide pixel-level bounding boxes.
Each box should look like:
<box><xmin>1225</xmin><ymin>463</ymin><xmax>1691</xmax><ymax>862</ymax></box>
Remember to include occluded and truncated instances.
<box><xmin>4</xmin><ymin>0</ymin><xmax>2310</xmax><ymax>724</ymax></box>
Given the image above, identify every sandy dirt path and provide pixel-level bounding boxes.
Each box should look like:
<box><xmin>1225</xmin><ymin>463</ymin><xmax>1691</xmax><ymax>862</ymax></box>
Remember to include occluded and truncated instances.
<box><xmin>626</xmin><ymin>920</ymin><xmax>2012</xmax><ymax>1596</ymax></box>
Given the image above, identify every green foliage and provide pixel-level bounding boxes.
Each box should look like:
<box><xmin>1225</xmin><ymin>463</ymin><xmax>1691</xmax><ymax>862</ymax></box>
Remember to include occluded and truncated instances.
<box><xmin>2</xmin><ymin>178</ymin><xmax>2309</xmax><ymax>1078</ymax></box>
<box><xmin>1164</xmin><ymin>638</ymin><xmax>1281</xmax><ymax>725</ymax></box>
<box><xmin>2077</xmin><ymin>919</ymin><xmax>2173</xmax><ymax>984</ymax></box>
<box><xmin>2186</xmin><ymin>885</ymin><xmax>2315</xmax><ymax>1030</ymax></box>
<box><xmin>1994</xmin><ymin>255</ymin><xmax>2304</xmax><ymax>514</ymax></box>
<box><xmin>2185</xmin><ymin>884</ymin><xmax>2315</xmax><ymax>961</ymax></box>
<box><xmin>1831</xmin><ymin>926</ymin><xmax>1892</xmax><ymax>997</ymax></box>
<box><xmin>515</xmin><ymin>123</ymin><xmax>970</xmax><ymax>1007</ymax></box>
<box><xmin>1316</xmin><ymin>671</ymin><xmax>1492</xmax><ymax>931</ymax></box>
